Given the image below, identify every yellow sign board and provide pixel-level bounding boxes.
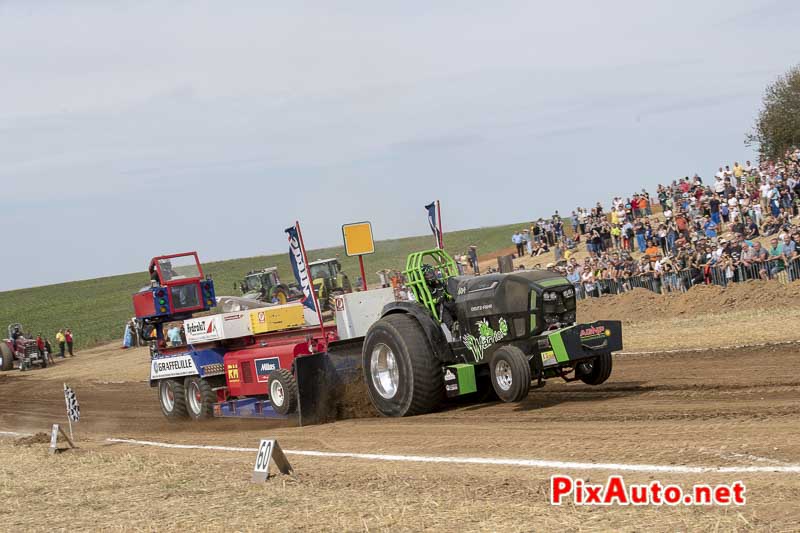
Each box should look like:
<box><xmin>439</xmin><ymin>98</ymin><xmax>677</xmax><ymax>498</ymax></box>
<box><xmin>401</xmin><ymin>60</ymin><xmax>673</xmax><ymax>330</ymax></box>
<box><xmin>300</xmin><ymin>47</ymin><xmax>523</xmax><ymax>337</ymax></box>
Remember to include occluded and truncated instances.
<box><xmin>249</xmin><ymin>304</ymin><xmax>305</xmax><ymax>334</ymax></box>
<box><xmin>342</xmin><ymin>222</ymin><xmax>375</xmax><ymax>257</ymax></box>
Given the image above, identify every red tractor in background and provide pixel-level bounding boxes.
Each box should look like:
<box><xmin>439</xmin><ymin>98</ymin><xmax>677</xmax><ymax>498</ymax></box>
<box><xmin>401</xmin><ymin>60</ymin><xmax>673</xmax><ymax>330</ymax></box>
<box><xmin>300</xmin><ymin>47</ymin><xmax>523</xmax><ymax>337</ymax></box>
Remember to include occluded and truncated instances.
<box><xmin>1</xmin><ymin>323</ymin><xmax>49</xmax><ymax>371</ymax></box>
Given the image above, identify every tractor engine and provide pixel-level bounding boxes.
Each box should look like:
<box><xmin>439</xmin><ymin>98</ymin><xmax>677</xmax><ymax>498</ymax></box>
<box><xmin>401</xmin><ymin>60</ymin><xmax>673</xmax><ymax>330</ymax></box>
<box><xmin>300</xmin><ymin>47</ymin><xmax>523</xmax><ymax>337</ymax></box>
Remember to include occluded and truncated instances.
<box><xmin>446</xmin><ymin>271</ymin><xmax>576</xmax><ymax>360</ymax></box>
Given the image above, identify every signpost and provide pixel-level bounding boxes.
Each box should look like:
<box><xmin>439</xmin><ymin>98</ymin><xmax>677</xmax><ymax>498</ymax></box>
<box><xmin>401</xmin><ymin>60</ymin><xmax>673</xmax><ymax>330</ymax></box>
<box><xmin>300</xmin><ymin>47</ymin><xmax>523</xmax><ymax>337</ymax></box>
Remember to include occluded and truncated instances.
<box><xmin>342</xmin><ymin>222</ymin><xmax>375</xmax><ymax>291</ymax></box>
<box><xmin>252</xmin><ymin>439</ymin><xmax>293</xmax><ymax>482</ymax></box>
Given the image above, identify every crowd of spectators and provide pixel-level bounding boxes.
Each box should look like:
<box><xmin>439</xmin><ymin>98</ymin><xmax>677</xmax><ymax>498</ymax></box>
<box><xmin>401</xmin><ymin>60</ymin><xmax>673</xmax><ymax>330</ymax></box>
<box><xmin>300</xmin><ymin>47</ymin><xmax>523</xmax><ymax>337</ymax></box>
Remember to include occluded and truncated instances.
<box><xmin>510</xmin><ymin>148</ymin><xmax>800</xmax><ymax>297</ymax></box>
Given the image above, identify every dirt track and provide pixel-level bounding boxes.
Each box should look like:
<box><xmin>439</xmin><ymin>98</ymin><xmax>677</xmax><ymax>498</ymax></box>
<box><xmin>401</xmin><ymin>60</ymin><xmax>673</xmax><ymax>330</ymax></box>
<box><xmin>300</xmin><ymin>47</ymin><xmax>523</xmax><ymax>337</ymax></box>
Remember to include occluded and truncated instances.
<box><xmin>2</xmin><ymin>341</ymin><xmax>800</xmax><ymax>530</ymax></box>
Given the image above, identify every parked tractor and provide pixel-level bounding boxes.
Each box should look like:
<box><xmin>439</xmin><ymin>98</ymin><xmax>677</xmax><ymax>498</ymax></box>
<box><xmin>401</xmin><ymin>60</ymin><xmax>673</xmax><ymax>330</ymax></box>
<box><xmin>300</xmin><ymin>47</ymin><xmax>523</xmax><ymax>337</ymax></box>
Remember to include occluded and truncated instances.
<box><xmin>1</xmin><ymin>324</ymin><xmax>49</xmax><ymax>371</ymax></box>
<box><xmin>236</xmin><ymin>267</ymin><xmax>301</xmax><ymax>305</ymax></box>
<box><xmin>309</xmin><ymin>258</ymin><xmax>353</xmax><ymax>310</ymax></box>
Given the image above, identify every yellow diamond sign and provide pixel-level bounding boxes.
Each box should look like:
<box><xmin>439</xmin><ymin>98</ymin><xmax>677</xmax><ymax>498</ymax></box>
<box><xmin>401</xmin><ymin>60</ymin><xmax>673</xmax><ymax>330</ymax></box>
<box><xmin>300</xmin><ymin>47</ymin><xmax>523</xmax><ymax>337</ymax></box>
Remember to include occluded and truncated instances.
<box><xmin>342</xmin><ymin>222</ymin><xmax>375</xmax><ymax>257</ymax></box>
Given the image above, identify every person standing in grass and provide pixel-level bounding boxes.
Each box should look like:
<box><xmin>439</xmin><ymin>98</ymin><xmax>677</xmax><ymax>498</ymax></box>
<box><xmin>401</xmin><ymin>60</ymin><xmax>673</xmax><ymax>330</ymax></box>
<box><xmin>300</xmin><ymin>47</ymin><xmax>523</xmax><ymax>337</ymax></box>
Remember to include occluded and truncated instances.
<box><xmin>65</xmin><ymin>329</ymin><xmax>74</xmax><ymax>356</ymax></box>
<box><xmin>56</xmin><ymin>329</ymin><xmax>66</xmax><ymax>358</ymax></box>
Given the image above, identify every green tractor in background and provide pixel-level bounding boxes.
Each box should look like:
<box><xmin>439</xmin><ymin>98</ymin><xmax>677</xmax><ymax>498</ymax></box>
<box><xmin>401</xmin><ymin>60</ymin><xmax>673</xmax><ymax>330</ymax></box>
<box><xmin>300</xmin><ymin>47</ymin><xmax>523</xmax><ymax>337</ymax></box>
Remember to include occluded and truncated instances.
<box><xmin>359</xmin><ymin>249</ymin><xmax>623</xmax><ymax>417</ymax></box>
<box><xmin>309</xmin><ymin>258</ymin><xmax>353</xmax><ymax>310</ymax></box>
<box><xmin>237</xmin><ymin>267</ymin><xmax>299</xmax><ymax>305</ymax></box>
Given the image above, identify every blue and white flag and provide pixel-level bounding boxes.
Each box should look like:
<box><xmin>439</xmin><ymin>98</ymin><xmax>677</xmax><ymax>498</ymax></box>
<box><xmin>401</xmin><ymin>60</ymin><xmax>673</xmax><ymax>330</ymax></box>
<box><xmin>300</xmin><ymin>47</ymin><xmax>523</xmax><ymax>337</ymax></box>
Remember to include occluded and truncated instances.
<box><xmin>425</xmin><ymin>201</ymin><xmax>442</xmax><ymax>249</ymax></box>
<box><xmin>285</xmin><ymin>225</ymin><xmax>317</xmax><ymax>313</ymax></box>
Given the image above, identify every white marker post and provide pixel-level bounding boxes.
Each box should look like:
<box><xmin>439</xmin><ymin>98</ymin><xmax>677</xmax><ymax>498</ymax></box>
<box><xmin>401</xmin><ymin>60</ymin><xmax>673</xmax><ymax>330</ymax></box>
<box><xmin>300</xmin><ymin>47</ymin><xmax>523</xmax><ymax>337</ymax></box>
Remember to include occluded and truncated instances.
<box><xmin>252</xmin><ymin>439</ymin><xmax>293</xmax><ymax>482</ymax></box>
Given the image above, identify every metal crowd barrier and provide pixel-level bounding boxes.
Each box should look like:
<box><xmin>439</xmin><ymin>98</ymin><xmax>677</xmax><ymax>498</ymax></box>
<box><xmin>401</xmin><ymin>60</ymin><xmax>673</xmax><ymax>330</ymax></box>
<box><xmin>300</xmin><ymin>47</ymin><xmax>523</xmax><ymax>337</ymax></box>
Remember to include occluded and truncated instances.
<box><xmin>572</xmin><ymin>258</ymin><xmax>800</xmax><ymax>300</ymax></box>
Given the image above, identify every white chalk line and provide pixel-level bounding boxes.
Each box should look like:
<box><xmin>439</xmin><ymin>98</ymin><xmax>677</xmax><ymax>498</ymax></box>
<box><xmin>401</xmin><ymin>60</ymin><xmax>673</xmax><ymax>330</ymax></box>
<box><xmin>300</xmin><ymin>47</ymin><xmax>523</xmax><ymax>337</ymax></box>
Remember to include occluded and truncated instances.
<box><xmin>619</xmin><ymin>339</ymin><xmax>800</xmax><ymax>356</ymax></box>
<box><xmin>0</xmin><ymin>431</ymin><xmax>32</xmax><ymax>437</ymax></box>
<box><xmin>106</xmin><ymin>438</ymin><xmax>800</xmax><ymax>475</ymax></box>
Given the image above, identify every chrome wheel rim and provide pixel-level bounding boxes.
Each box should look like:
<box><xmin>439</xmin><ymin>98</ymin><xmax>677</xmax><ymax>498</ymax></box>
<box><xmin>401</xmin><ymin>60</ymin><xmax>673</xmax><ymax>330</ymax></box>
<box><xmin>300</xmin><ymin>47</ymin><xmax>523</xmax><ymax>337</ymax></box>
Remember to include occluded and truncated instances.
<box><xmin>187</xmin><ymin>381</ymin><xmax>202</xmax><ymax>414</ymax></box>
<box><xmin>371</xmin><ymin>343</ymin><xmax>399</xmax><ymax>399</ymax></box>
<box><xmin>270</xmin><ymin>379</ymin><xmax>285</xmax><ymax>407</ymax></box>
<box><xmin>495</xmin><ymin>360</ymin><xmax>513</xmax><ymax>391</ymax></box>
<box><xmin>160</xmin><ymin>382</ymin><xmax>175</xmax><ymax>412</ymax></box>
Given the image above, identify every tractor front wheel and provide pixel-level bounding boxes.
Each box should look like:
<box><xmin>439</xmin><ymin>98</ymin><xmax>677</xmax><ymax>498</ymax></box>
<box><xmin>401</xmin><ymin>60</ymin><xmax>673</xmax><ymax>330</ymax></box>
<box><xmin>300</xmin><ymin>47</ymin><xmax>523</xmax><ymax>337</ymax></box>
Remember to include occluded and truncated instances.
<box><xmin>576</xmin><ymin>353</ymin><xmax>613</xmax><ymax>385</ymax></box>
<box><xmin>489</xmin><ymin>346</ymin><xmax>531</xmax><ymax>402</ymax></box>
<box><xmin>184</xmin><ymin>377</ymin><xmax>215</xmax><ymax>420</ymax></box>
<box><xmin>0</xmin><ymin>344</ymin><xmax>13</xmax><ymax>371</ymax></box>
<box><xmin>158</xmin><ymin>379</ymin><xmax>189</xmax><ymax>419</ymax></box>
<box><xmin>273</xmin><ymin>288</ymin><xmax>289</xmax><ymax>305</ymax></box>
<box><xmin>363</xmin><ymin>313</ymin><xmax>443</xmax><ymax>417</ymax></box>
<box><xmin>268</xmin><ymin>369</ymin><xmax>298</xmax><ymax>415</ymax></box>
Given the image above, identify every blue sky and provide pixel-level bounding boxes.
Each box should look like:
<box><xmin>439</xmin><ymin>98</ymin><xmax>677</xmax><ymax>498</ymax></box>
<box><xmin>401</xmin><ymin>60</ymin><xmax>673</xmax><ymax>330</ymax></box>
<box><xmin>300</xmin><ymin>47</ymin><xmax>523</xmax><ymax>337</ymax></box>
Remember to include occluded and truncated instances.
<box><xmin>1</xmin><ymin>0</ymin><xmax>799</xmax><ymax>291</ymax></box>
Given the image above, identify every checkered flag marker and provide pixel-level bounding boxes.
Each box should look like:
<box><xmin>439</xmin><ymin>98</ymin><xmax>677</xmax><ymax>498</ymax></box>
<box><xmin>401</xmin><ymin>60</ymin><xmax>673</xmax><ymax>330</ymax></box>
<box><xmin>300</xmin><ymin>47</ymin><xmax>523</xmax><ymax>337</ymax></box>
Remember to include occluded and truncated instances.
<box><xmin>64</xmin><ymin>383</ymin><xmax>80</xmax><ymax>422</ymax></box>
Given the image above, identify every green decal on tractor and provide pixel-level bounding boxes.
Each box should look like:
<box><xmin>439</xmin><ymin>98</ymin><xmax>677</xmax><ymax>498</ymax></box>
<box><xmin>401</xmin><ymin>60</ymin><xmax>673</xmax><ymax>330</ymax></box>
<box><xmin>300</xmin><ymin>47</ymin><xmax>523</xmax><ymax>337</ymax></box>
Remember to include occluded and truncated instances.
<box><xmin>463</xmin><ymin>317</ymin><xmax>508</xmax><ymax>362</ymax></box>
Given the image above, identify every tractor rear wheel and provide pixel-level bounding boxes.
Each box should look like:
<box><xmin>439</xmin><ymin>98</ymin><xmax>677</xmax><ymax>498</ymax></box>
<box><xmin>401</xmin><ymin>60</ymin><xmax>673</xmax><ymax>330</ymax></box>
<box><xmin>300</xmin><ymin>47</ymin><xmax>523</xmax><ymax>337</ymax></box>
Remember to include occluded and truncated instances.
<box><xmin>268</xmin><ymin>368</ymin><xmax>298</xmax><ymax>415</ymax></box>
<box><xmin>158</xmin><ymin>379</ymin><xmax>188</xmax><ymax>419</ymax></box>
<box><xmin>489</xmin><ymin>345</ymin><xmax>531</xmax><ymax>402</ymax></box>
<box><xmin>273</xmin><ymin>288</ymin><xmax>289</xmax><ymax>305</ymax></box>
<box><xmin>363</xmin><ymin>313</ymin><xmax>443</xmax><ymax>417</ymax></box>
<box><xmin>184</xmin><ymin>377</ymin><xmax>215</xmax><ymax>420</ymax></box>
<box><xmin>0</xmin><ymin>344</ymin><xmax>13</xmax><ymax>371</ymax></box>
<box><xmin>576</xmin><ymin>353</ymin><xmax>613</xmax><ymax>385</ymax></box>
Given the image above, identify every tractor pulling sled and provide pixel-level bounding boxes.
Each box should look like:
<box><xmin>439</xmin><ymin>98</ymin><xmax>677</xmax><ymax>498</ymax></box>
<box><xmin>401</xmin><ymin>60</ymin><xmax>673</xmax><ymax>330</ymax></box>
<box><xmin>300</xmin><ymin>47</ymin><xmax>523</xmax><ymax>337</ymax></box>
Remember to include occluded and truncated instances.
<box><xmin>136</xmin><ymin>250</ymin><xmax>622</xmax><ymax>425</ymax></box>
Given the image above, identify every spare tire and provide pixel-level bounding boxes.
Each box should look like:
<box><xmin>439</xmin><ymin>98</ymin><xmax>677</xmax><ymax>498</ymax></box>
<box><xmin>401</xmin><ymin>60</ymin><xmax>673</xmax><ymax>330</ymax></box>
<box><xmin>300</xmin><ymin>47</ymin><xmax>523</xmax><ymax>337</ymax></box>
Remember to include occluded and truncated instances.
<box><xmin>0</xmin><ymin>343</ymin><xmax>13</xmax><ymax>371</ymax></box>
<box><xmin>363</xmin><ymin>313</ymin><xmax>443</xmax><ymax>417</ymax></box>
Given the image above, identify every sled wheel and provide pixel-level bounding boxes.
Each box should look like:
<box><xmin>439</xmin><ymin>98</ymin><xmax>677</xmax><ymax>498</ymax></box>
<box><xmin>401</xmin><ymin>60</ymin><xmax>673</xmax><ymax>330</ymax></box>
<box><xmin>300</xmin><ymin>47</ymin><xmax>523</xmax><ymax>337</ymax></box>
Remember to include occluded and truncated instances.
<box><xmin>489</xmin><ymin>345</ymin><xmax>532</xmax><ymax>402</ymax></box>
<box><xmin>363</xmin><ymin>313</ymin><xmax>443</xmax><ymax>417</ymax></box>
<box><xmin>0</xmin><ymin>344</ymin><xmax>13</xmax><ymax>371</ymax></box>
<box><xmin>158</xmin><ymin>379</ymin><xmax>188</xmax><ymax>419</ymax></box>
<box><xmin>576</xmin><ymin>352</ymin><xmax>613</xmax><ymax>385</ymax></box>
<box><xmin>184</xmin><ymin>376</ymin><xmax>215</xmax><ymax>420</ymax></box>
<box><xmin>268</xmin><ymin>368</ymin><xmax>298</xmax><ymax>415</ymax></box>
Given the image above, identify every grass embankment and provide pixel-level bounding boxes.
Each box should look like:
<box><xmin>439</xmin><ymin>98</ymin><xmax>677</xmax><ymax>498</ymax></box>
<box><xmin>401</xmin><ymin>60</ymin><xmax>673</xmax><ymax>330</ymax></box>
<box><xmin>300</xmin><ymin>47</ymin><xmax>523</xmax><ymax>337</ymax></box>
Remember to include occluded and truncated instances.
<box><xmin>0</xmin><ymin>223</ymin><xmax>523</xmax><ymax>350</ymax></box>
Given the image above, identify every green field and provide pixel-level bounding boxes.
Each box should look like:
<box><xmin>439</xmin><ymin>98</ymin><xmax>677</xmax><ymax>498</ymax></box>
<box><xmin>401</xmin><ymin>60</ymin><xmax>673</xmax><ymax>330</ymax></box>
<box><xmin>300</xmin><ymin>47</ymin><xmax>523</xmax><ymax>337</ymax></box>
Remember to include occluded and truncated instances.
<box><xmin>0</xmin><ymin>223</ymin><xmax>523</xmax><ymax>350</ymax></box>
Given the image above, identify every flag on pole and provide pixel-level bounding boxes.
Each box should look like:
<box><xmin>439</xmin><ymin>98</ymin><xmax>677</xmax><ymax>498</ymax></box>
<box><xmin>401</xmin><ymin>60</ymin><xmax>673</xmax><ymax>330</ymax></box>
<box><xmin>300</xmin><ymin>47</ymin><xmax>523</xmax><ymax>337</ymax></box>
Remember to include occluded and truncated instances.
<box><xmin>285</xmin><ymin>225</ymin><xmax>317</xmax><ymax>313</ymax></box>
<box><xmin>425</xmin><ymin>201</ymin><xmax>442</xmax><ymax>249</ymax></box>
<box><xmin>64</xmin><ymin>384</ymin><xmax>80</xmax><ymax>422</ymax></box>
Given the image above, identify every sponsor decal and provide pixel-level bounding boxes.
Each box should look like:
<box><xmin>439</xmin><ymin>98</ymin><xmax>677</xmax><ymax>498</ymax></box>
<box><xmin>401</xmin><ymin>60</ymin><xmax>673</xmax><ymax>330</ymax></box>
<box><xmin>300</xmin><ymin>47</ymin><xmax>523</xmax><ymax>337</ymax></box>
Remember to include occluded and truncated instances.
<box><xmin>541</xmin><ymin>350</ymin><xmax>557</xmax><ymax>366</ymax></box>
<box><xmin>254</xmin><ymin>357</ymin><xmax>281</xmax><ymax>382</ymax></box>
<box><xmin>223</xmin><ymin>313</ymin><xmax>244</xmax><ymax>321</ymax></box>
<box><xmin>150</xmin><ymin>354</ymin><xmax>198</xmax><ymax>380</ymax></box>
<box><xmin>579</xmin><ymin>325</ymin><xmax>607</xmax><ymax>339</ymax></box>
<box><xmin>185</xmin><ymin>316</ymin><xmax>221</xmax><ymax>342</ymax></box>
<box><xmin>226</xmin><ymin>363</ymin><xmax>240</xmax><ymax>383</ymax></box>
<box><xmin>469</xmin><ymin>303</ymin><xmax>493</xmax><ymax>312</ymax></box>
<box><xmin>446</xmin><ymin>384</ymin><xmax>458</xmax><ymax>392</ymax></box>
<box><xmin>463</xmin><ymin>317</ymin><xmax>509</xmax><ymax>362</ymax></box>
<box><xmin>444</xmin><ymin>369</ymin><xmax>455</xmax><ymax>380</ymax></box>
<box><xmin>457</xmin><ymin>286</ymin><xmax>467</xmax><ymax>296</ymax></box>
<box><xmin>257</xmin><ymin>311</ymin><xmax>266</xmax><ymax>324</ymax></box>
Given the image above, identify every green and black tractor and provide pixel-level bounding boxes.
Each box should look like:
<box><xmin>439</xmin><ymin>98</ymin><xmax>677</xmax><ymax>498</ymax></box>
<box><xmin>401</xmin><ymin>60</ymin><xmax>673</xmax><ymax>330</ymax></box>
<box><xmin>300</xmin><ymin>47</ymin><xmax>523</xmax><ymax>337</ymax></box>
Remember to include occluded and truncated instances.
<box><xmin>359</xmin><ymin>249</ymin><xmax>622</xmax><ymax>417</ymax></box>
<box><xmin>308</xmin><ymin>258</ymin><xmax>353</xmax><ymax>310</ymax></box>
<box><xmin>237</xmin><ymin>267</ymin><xmax>299</xmax><ymax>305</ymax></box>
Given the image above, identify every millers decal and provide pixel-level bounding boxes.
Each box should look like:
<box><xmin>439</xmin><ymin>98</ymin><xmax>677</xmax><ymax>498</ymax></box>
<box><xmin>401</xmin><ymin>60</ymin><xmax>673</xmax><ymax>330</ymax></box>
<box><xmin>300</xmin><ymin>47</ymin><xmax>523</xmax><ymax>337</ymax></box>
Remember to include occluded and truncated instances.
<box><xmin>463</xmin><ymin>317</ymin><xmax>508</xmax><ymax>362</ymax></box>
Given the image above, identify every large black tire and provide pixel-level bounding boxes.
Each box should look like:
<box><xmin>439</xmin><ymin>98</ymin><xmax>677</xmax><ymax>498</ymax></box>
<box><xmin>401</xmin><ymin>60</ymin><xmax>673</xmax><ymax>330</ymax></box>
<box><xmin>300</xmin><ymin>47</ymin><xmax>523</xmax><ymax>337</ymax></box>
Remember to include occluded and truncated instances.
<box><xmin>0</xmin><ymin>344</ymin><xmax>14</xmax><ymax>371</ymax></box>
<box><xmin>577</xmin><ymin>353</ymin><xmax>613</xmax><ymax>385</ymax></box>
<box><xmin>184</xmin><ymin>376</ymin><xmax>215</xmax><ymax>420</ymax></box>
<box><xmin>363</xmin><ymin>313</ymin><xmax>443</xmax><ymax>417</ymax></box>
<box><xmin>268</xmin><ymin>368</ymin><xmax>298</xmax><ymax>415</ymax></box>
<box><xmin>158</xmin><ymin>379</ymin><xmax>188</xmax><ymax>419</ymax></box>
<box><xmin>489</xmin><ymin>345</ymin><xmax>532</xmax><ymax>403</ymax></box>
